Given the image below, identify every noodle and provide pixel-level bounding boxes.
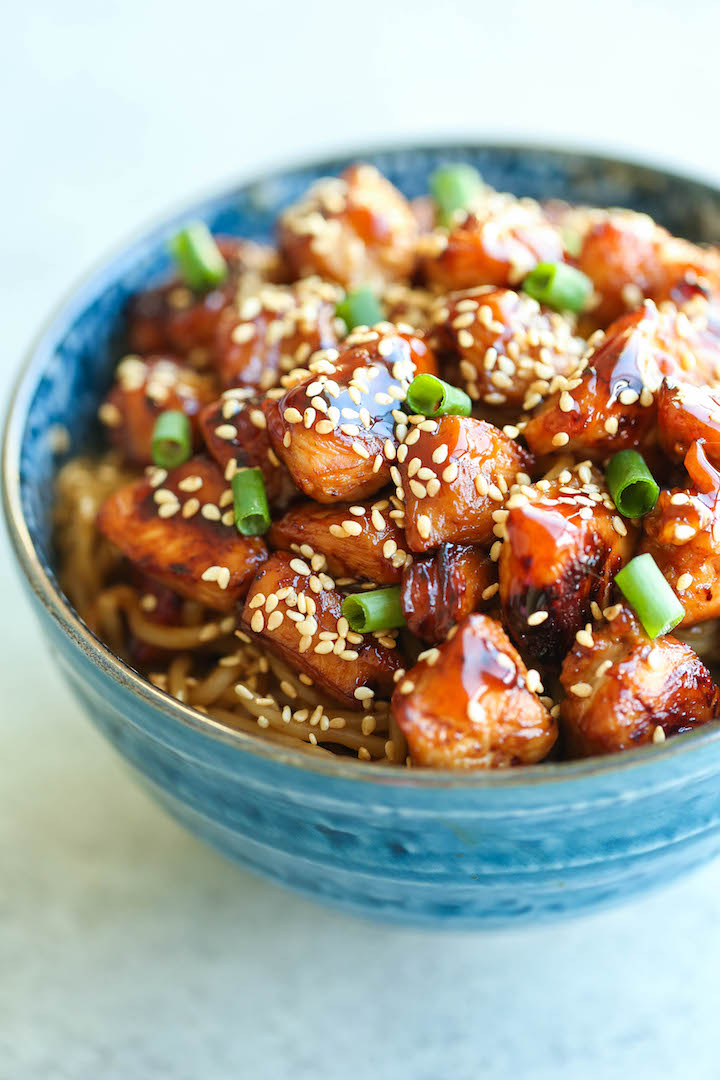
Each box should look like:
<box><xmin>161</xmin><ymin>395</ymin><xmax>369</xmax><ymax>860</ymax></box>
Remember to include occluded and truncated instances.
<box><xmin>54</xmin><ymin>455</ymin><xmax>397</xmax><ymax>763</ymax></box>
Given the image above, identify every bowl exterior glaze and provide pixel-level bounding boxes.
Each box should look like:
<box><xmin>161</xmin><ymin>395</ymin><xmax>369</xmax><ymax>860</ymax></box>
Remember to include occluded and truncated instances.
<box><xmin>7</xmin><ymin>144</ymin><xmax>720</xmax><ymax>928</ymax></box>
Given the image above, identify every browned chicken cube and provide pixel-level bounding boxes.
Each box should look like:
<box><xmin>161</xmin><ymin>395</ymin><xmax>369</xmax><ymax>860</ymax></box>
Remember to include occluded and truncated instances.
<box><xmin>392</xmin><ymin>613</ymin><xmax>557</xmax><ymax>768</ymax></box>
<box><xmin>576</xmin><ymin>211</ymin><xmax>720</xmax><ymax>327</ymax></box>
<box><xmin>432</xmin><ymin>287</ymin><xmax>583</xmax><ymax>410</ymax></box>
<box><xmin>269</xmin><ymin>497</ymin><xmax>408</xmax><ymax>584</ymax></box>
<box><xmin>241</xmin><ymin>552</ymin><xmax>401</xmax><ymax>707</ymax></box>
<box><xmin>128</xmin><ymin>239</ymin><xmax>284</xmax><ymax>362</ymax></box>
<box><xmin>397</xmin><ymin>415</ymin><xmax>531</xmax><ymax>552</ymax></box>
<box><xmin>278</xmin><ymin>164</ymin><xmax>419</xmax><ymax>288</ymax></box>
<box><xmin>213</xmin><ymin>277</ymin><xmax>341</xmax><ymax>391</ymax></box>
<box><xmin>640</xmin><ymin>441</ymin><xmax>720</xmax><ymax>626</ymax></box>
<box><xmin>523</xmin><ymin>301</ymin><xmax>720</xmax><ymax>460</ymax></box>
<box><xmin>198</xmin><ymin>391</ymin><xmax>296</xmax><ymax>508</ymax></box>
<box><xmin>99</xmin><ymin>355</ymin><xmax>218</xmax><ymax>467</ymax></box>
<box><xmin>97</xmin><ymin>457</ymin><xmax>267</xmax><ymax>612</ymax></box>
<box><xmin>420</xmin><ymin>196</ymin><xmax>564</xmax><ymax>293</ymax></box>
<box><xmin>499</xmin><ymin>462</ymin><xmax>637</xmax><ymax>664</ymax></box>
<box><xmin>400</xmin><ymin>544</ymin><xmax>495</xmax><ymax>643</ymax></box>
<box><xmin>657</xmin><ymin>380</ymin><xmax>720</xmax><ymax>465</ymax></box>
<box><xmin>560</xmin><ymin>607</ymin><xmax>720</xmax><ymax>756</ymax></box>
<box><xmin>267</xmin><ymin>329</ymin><xmax>436</xmax><ymax>503</ymax></box>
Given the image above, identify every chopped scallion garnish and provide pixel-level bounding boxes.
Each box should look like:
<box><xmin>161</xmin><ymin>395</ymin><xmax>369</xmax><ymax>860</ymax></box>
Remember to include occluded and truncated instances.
<box><xmin>231</xmin><ymin>467</ymin><xmax>271</xmax><ymax>536</ymax></box>
<box><xmin>151</xmin><ymin>410</ymin><xmax>192</xmax><ymax>469</ymax></box>
<box><xmin>430</xmin><ymin>164</ymin><xmax>484</xmax><ymax>227</ymax></box>
<box><xmin>521</xmin><ymin>262</ymin><xmax>592</xmax><ymax>313</ymax></box>
<box><xmin>405</xmin><ymin>374</ymin><xmax>472</xmax><ymax>418</ymax></box>
<box><xmin>341</xmin><ymin>587</ymin><xmax>406</xmax><ymax>634</ymax></box>
<box><xmin>336</xmin><ymin>287</ymin><xmax>384</xmax><ymax>331</ymax></box>
<box><xmin>614</xmin><ymin>554</ymin><xmax>684</xmax><ymax>638</ymax></box>
<box><xmin>606</xmin><ymin>450</ymin><xmax>659</xmax><ymax>518</ymax></box>
<box><xmin>169</xmin><ymin>222</ymin><xmax>228</xmax><ymax>292</ymax></box>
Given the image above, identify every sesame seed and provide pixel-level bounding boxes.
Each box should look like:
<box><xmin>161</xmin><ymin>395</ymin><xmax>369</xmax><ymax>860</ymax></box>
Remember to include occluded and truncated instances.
<box><xmin>527</xmin><ymin>611</ymin><xmax>548</xmax><ymax>626</ymax></box>
<box><xmin>267</xmin><ymin>611</ymin><xmax>284</xmax><ymax>631</ymax></box>
<box><xmin>354</xmin><ymin>686</ymin><xmax>374</xmax><ymax>701</ymax></box>
<box><xmin>214</xmin><ymin>424</ymin><xmax>238</xmax><ymax>440</ymax></box>
<box><xmin>652</xmin><ymin>725</ymin><xmax>666</xmax><ymax>744</ymax></box>
<box><xmin>570</xmin><ymin>682</ymin><xmax>593</xmax><ymax>698</ymax></box>
<box><xmin>352</xmin><ymin>441</ymin><xmax>370</xmax><ymax>459</ymax></box>
<box><xmin>603</xmin><ymin>603</ymin><xmax>622</xmax><ymax>620</ymax></box>
<box><xmin>417</xmin><ymin>514</ymin><xmax>432</xmax><ymax>539</ymax></box>
<box><xmin>181</xmin><ymin>498</ymin><xmax>200</xmax><ymax>519</ymax></box>
<box><xmin>442</xmin><ymin>462</ymin><xmax>459</xmax><ymax>483</ymax></box>
<box><xmin>290</xmin><ymin>558</ymin><xmax>311</xmax><ymax>576</ymax></box>
<box><xmin>482</xmin><ymin>583</ymin><xmax>499</xmax><ymax>600</ymax></box>
<box><xmin>612</xmin><ymin>516</ymin><xmax>628</xmax><ymax>536</ymax></box>
<box><xmin>157</xmin><ymin>502</ymin><xmax>180</xmax><ymax>518</ymax></box>
<box><xmin>283</xmin><ymin>407</ymin><xmax>303</xmax><ymax>424</ymax></box>
<box><xmin>552</xmin><ymin>432</ymin><xmax>570</xmax><ymax>447</ymax></box>
<box><xmin>677</xmin><ymin>572</ymin><xmax>693</xmax><ymax>591</ymax></box>
<box><xmin>399</xmin><ymin>680</ymin><xmax>415</xmax><ymax>695</ymax></box>
<box><xmin>576</xmin><ymin>628</ymin><xmax>594</xmax><ymax>648</ymax></box>
<box><xmin>618</xmin><ymin>388</ymin><xmax>639</xmax><ymax>406</ymax></box>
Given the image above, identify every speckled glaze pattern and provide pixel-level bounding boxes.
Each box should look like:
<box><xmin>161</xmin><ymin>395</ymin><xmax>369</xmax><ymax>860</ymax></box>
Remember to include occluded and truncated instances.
<box><xmin>7</xmin><ymin>145</ymin><xmax>720</xmax><ymax>928</ymax></box>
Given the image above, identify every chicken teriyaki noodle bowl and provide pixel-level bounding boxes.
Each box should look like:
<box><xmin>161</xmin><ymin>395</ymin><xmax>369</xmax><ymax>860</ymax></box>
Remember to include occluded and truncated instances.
<box><xmin>54</xmin><ymin>161</ymin><xmax>720</xmax><ymax>769</ymax></box>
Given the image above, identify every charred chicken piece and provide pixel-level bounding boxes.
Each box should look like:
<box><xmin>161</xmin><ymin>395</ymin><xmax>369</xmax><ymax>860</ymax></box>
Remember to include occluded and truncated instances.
<box><xmin>560</xmin><ymin>607</ymin><xmax>720</xmax><ymax>756</ymax></box>
<box><xmin>499</xmin><ymin>463</ymin><xmax>637</xmax><ymax>664</ymax></box>
<box><xmin>269</xmin><ymin>497</ymin><xmax>407</xmax><ymax>585</ymax></box>
<box><xmin>420</xmin><ymin>196</ymin><xmax>564</xmax><ymax>293</ymax></box>
<box><xmin>400</xmin><ymin>544</ymin><xmax>495</xmax><ymax>643</ymax></box>
<box><xmin>657</xmin><ymin>381</ymin><xmax>720</xmax><ymax>465</ymax></box>
<box><xmin>392</xmin><ymin>613</ymin><xmax>557</xmax><ymax>768</ymax></box>
<box><xmin>523</xmin><ymin>301</ymin><xmax>720</xmax><ymax>460</ymax></box>
<box><xmin>640</xmin><ymin>441</ymin><xmax>720</xmax><ymax>626</ymax></box>
<box><xmin>99</xmin><ymin>355</ymin><xmax>218</xmax><ymax>467</ymax></box>
<box><xmin>432</xmin><ymin>287</ymin><xmax>583</xmax><ymax>411</ymax></box>
<box><xmin>213</xmin><ymin>277</ymin><xmax>341</xmax><ymax>391</ymax></box>
<box><xmin>267</xmin><ymin>328</ymin><xmax>436</xmax><ymax>504</ymax></box>
<box><xmin>396</xmin><ymin>415</ymin><xmax>531</xmax><ymax>552</ymax></box>
<box><xmin>278</xmin><ymin>164</ymin><xmax>419</xmax><ymax>289</ymax></box>
<box><xmin>241</xmin><ymin>551</ymin><xmax>401</xmax><ymax>707</ymax></box>
<box><xmin>97</xmin><ymin>457</ymin><xmax>267</xmax><ymax>612</ymax></box>
<box><xmin>576</xmin><ymin>211</ymin><xmax>720</xmax><ymax>326</ymax></box>
<box><xmin>127</xmin><ymin>239</ymin><xmax>284</xmax><ymax>362</ymax></box>
<box><xmin>199</xmin><ymin>391</ymin><xmax>296</xmax><ymax>508</ymax></box>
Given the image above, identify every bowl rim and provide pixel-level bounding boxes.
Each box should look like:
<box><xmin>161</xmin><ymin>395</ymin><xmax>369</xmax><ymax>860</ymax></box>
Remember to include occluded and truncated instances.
<box><xmin>6</xmin><ymin>138</ymin><xmax>720</xmax><ymax>788</ymax></box>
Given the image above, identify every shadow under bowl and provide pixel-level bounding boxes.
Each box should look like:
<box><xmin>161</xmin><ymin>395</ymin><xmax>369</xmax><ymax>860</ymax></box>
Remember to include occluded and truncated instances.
<box><xmin>6</xmin><ymin>143</ymin><xmax>720</xmax><ymax>928</ymax></box>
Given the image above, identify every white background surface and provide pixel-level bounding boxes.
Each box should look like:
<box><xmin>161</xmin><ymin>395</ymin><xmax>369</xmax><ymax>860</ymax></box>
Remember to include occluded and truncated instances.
<box><xmin>4</xmin><ymin>2</ymin><xmax>720</xmax><ymax>1077</ymax></box>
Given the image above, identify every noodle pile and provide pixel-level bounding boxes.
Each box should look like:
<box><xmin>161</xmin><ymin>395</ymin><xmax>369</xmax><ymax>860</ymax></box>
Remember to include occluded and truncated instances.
<box><xmin>55</xmin><ymin>456</ymin><xmax>408</xmax><ymax>764</ymax></box>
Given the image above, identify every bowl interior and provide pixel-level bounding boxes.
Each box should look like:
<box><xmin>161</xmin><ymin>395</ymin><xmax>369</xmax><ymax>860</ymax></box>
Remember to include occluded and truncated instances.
<box><xmin>8</xmin><ymin>142</ymin><xmax>720</xmax><ymax>781</ymax></box>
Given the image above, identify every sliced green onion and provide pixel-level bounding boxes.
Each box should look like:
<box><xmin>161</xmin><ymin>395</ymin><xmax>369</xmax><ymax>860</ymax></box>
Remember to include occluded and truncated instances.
<box><xmin>430</xmin><ymin>164</ymin><xmax>484</xmax><ymax>227</ymax></box>
<box><xmin>521</xmin><ymin>262</ymin><xmax>592</xmax><ymax>313</ymax></box>
<box><xmin>405</xmin><ymin>374</ymin><xmax>472</xmax><ymax>418</ymax></box>
<box><xmin>341</xmin><ymin>587</ymin><xmax>406</xmax><ymax>634</ymax></box>
<box><xmin>169</xmin><ymin>222</ymin><xmax>228</xmax><ymax>292</ymax></box>
<box><xmin>151</xmin><ymin>410</ymin><xmax>192</xmax><ymax>469</ymax></box>
<box><xmin>606</xmin><ymin>450</ymin><xmax>660</xmax><ymax>518</ymax></box>
<box><xmin>336</xmin><ymin>287</ymin><xmax>383</xmax><ymax>330</ymax></box>
<box><xmin>232</xmin><ymin>467</ymin><xmax>271</xmax><ymax>536</ymax></box>
<box><xmin>615</xmin><ymin>554</ymin><xmax>684</xmax><ymax>638</ymax></box>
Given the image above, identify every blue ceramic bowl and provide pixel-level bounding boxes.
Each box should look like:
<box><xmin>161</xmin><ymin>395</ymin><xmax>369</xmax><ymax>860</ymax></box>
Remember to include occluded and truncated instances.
<box><xmin>7</xmin><ymin>144</ymin><xmax>720</xmax><ymax>929</ymax></box>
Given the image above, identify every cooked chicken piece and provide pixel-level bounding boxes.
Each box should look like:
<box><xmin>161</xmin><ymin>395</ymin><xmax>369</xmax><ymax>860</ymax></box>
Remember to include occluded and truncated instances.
<box><xmin>98</xmin><ymin>355</ymin><xmax>218</xmax><ymax>467</ymax></box>
<box><xmin>269</xmin><ymin>497</ymin><xmax>407</xmax><ymax>585</ymax></box>
<box><xmin>278</xmin><ymin>164</ymin><xmax>419</xmax><ymax>288</ymax></box>
<box><xmin>241</xmin><ymin>552</ymin><xmax>401</xmax><ymax>707</ymax></box>
<box><xmin>420</xmin><ymin>196</ymin><xmax>564</xmax><ymax>293</ymax></box>
<box><xmin>401</xmin><ymin>543</ymin><xmax>495</xmax><ymax>643</ymax></box>
<box><xmin>199</xmin><ymin>391</ymin><xmax>296</xmax><ymax>508</ymax></box>
<box><xmin>499</xmin><ymin>462</ymin><xmax>637</xmax><ymax>664</ymax></box>
<box><xmin>577</xmin><ymin>211</ymin><xmax>720</xmax><ymax>326</ymax></box>
<box><xmin>214</xmin><ymin>277</ymin><xmax>341</xmax><ymax>391</ymax></box>
<box><xmin>396</xmin><ymin>415</ymin><xmax>531</xmax><ymax>552</ymax></box>
<box><xmin>560</xmin><ymin>607</ymin><xmax>720</xmax><ymax>756</ymax></box>
<box><xmin>392</xmin><ymin>613</ymin><xmax>557</xmax><ymax>768</ymax></box>
<box><xmin>431</xmin><ymin>286</ymin><xmax>583</xmax><ymax>410</ymax></box>
<box><xmin>640</xmin><ymin>441</ymin><xmax>720</xmax><ymax>625</ymax></box>
<box><xmin>657</xmin><ymin>380</ymin><xmax>720</xmax><ymax>465</ymax></box>
<box><xmin>523</xmin><ymin>300</ymin><xmax>720</xmax><ymax>460</ymax></box>
<box><xmin>266</xmin><ymin>327</ymin><xmax>436</xmax><ymax>503</ymax></box>
<box><xmin>97</xmin><ymin>457</ymin><xmax>267</xmax><ymax>612</ymax></box>
<box><xmin>128</xmin><ymin>239</ymin><xmax>284</xmax><ymax>362</ymax></box>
